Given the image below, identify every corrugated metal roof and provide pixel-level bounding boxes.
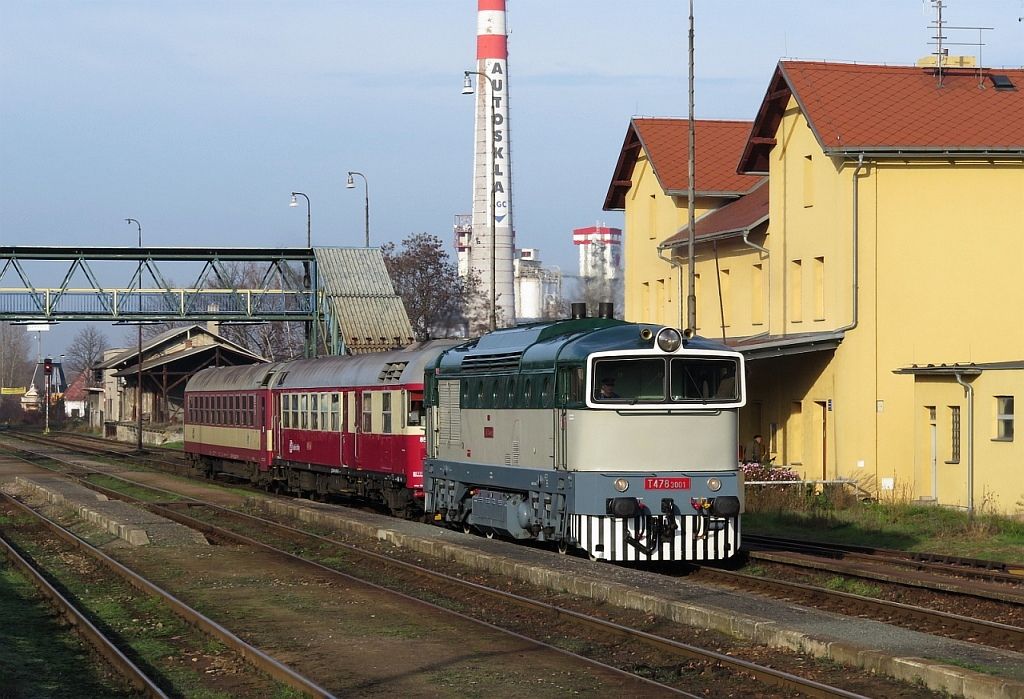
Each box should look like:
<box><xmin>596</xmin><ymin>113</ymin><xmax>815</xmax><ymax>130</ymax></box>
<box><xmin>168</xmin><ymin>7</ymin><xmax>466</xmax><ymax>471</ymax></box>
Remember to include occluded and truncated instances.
<box><xmin>316</xmin><ymin>248</ymin><xmax>415</xmax><ymax>354</ymax></box>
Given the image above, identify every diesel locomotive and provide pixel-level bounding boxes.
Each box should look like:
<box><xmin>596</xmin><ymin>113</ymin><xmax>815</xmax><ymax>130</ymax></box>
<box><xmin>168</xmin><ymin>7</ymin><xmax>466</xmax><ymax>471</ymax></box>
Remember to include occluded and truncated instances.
<box><xmin>184</xmin><ymin>311</ymin><xmax>746</xmax><ymax>562</ymax></box>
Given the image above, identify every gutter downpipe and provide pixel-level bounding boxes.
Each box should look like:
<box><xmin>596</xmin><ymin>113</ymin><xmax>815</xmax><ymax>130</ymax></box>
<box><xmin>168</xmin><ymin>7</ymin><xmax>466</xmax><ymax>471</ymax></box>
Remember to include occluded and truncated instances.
<box><xmin>954</xmin><ymin>372</ymin><xmax>975</xmax><ymax>517</ymax></box>
<box><xmin>656</xmin><ymin>245</ymin><xmax>686</xmax><ymax>330</ymax></box>
<box><xmin>741</xmin><ymin>230</ymin><xmax>770</xmax><ymax>331</ymax></box>
<box><xmin>838</xmin><ymin>153</ymin><xmax>866</xmax><ymax>335</ymax></box>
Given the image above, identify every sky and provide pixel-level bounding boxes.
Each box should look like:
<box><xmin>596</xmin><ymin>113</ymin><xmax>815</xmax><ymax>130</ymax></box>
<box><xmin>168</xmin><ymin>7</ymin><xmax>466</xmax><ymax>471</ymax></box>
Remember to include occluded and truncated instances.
<box><xmin>1</xmin><ymin>0</ymin><xmax>1022</xmax><ymax>356</ymax></box>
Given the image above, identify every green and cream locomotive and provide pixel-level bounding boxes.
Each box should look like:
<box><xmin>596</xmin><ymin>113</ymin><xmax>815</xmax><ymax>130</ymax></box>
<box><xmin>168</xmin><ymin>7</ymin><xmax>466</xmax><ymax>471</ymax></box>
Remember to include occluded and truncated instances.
<box><xmin>424</xmin><ymin>310</ymin><xmax>745</xmax><ymax>562</ymax></box>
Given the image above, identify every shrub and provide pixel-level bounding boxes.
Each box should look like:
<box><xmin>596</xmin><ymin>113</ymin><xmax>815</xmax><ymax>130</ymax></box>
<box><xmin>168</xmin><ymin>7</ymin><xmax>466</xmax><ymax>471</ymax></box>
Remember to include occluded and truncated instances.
<box><xmin>741</xmin><ymin>462</ymin><xmax>800</xmax><ymax>482</ymax></box>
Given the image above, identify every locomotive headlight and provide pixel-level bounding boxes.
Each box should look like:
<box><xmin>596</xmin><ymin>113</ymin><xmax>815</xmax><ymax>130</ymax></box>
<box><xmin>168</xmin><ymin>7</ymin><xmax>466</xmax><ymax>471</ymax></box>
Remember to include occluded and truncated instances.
<box><xmin>707</xmin><ymin>477</ymin><xmax>722</xmax><ymax>492</ymax></box>
<box><xmin>656</xmin><ymin>327</ymin><xmax>683</xmax><ymax>353</ymax></box>
<box><xmin>613</xmin><ymin>478</ymin><xmax>629</xmax><ymax>493</ymax></box>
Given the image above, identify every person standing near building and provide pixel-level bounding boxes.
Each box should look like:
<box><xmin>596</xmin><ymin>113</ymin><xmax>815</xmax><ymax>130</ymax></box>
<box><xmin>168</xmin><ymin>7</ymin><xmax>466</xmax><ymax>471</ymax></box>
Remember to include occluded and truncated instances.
<box><xmin>749</xmin><ymin>434</ymin><xmax>767</xmax><ymax>464</ymax></box>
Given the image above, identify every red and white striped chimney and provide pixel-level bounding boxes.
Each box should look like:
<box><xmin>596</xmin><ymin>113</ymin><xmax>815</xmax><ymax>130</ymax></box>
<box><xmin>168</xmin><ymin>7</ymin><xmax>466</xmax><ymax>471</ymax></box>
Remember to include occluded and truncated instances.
<box><xmin>468</xmin><ymin>0</ymin><xmax>515</xmax><ymax>331</ymax></box>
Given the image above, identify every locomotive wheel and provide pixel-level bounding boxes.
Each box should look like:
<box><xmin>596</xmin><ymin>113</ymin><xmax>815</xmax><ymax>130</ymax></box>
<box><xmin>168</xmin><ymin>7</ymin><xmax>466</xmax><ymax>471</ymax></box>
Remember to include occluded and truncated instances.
<box><xmin>484</xmin><ymin>530</ymin><xmax>495</xmax><ymax>539</ymax></box>
<box><xmin>556</xmin><ymin>540</ymin><xmax>569</xmax><ymax>555</ymax></box>
<box><xmin>461</xmin><ymin>521</ymin><xmax>473</xmax><ymax>535</ymax></box>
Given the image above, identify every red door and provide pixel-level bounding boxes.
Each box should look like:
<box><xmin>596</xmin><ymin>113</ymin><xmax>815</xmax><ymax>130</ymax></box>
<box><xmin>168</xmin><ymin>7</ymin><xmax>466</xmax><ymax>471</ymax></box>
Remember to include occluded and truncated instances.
<box><xmin>258</xmin><ymin>394</ymin><xmax>269</xmax><ymax>469</ymax></box>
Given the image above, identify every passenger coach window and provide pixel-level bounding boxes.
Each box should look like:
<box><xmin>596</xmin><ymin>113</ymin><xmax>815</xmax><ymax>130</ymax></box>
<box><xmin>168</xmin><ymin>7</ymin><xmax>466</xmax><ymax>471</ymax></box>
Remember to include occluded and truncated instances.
<box><xmin>331</xmin><ymin>393</ymin><xmax>340</xmax><ymax>431</ymax></box>
<box><xmin>362</xmin><ymin>392</ymin><xmax>373</xmax><ymax>433</ymax></box>
<box><xmin>300</xmin><ymin>394</ymin><xmax>308</xmax><ymax>429</ymax></box>
<box><xmin>382</xmin><ymin>392</ymin><xmax>392</xmax><ymax>433</ymax></box>
<box><xmin>310</xmin><ymin>394</ymin><xmax>319</xmax><ymax>430</ymax></box>
<box><xmin>670</xmin><ymin>358</ymin><xmax>739</xmax><ymax>402</ymax></box>
<box><xmin>408</xmin><ymin>393</ymin><xmax>424</xmax><ymax>426</ymax></box>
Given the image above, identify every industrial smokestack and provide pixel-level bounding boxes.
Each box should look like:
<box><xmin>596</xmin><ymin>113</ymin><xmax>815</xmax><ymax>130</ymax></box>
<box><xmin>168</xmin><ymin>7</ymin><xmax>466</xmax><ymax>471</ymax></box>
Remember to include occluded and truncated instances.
<box><xmin>570</xmin><ymin>303</ymin><xmax>588</xmax><ymax>320</ymax></box>
<box><xmin>468</xmin><ymin>0</ymin><xmax>516</xmax><ymax>332</ymax></box>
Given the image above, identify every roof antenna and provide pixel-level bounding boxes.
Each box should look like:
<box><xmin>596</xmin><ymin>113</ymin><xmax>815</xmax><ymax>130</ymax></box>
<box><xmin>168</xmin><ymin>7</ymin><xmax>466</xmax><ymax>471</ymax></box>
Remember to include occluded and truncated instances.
<box><xmin>928</xmin><ymin>1</ymin><xmax>993</xmax><ymax>89</ymax></box>
<box><xmin>929</xmin><ymin>0</ymin><xmax>947</xmax><ymax>88</ymax></box>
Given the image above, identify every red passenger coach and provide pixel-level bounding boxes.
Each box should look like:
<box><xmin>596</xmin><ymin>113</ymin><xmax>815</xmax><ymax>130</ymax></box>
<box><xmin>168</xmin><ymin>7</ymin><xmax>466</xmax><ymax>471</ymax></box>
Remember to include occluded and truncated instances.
<box><xmin>184</xmin><ymin>363</ymin><xmax>279</xmax><ymax>469</ymax></box>
<box><xmin>184</xmin><ymin>342</ymin><xmax>458</xmax><ymax>516</ymax></box>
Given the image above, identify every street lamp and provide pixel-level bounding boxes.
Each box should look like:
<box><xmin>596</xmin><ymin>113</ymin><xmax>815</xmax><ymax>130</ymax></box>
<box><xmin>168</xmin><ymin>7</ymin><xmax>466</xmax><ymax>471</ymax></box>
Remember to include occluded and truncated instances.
<box><xmin>289</xmin><ymin>192</ymin><xmax>311</xmax><ymax>248</ymax></box>
<box><xmin>345</xmin><ymin>171</ymin><xmax>370</xmax><ymax>247</ymax></box>
<box><xmin>289</xmin><ymin>192</ymin><xmax>314</xmax><ymax>356</ymax></box>
<box><xmin>125</xmin><ymin>217</ymin><xmax>144</xmax><ymax>453</ymax></box>
<box><xmin>462</xmin><ymin>70</ymin><xmax>498</xmax><ymax>332</ymax></box>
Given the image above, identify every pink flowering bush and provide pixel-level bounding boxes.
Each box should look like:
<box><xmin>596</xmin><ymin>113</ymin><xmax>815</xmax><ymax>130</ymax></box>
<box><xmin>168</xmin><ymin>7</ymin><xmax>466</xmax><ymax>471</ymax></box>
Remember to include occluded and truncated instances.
<box><xmin>740</xmin><ymin>461</ymin><xmax>800</xmax><ymax>482</ymax></box>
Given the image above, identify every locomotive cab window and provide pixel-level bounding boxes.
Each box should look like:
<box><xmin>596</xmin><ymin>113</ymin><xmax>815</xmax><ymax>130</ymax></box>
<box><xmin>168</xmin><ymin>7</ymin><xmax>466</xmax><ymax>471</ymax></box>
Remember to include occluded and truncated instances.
<box><xmin>592</xmin><ymin>358</ymin><xmax>665</xmax><ymax>403</ymax></box>
<box><xmin>670</xmin><ymin>357</ymin><xmax>740</xmax><ymax>402</ymax></box>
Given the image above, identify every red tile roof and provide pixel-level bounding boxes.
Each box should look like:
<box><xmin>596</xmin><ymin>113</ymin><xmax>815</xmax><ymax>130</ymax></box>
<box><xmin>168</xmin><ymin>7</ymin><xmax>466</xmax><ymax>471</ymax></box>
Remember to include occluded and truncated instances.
<box><xmin>741</xmin><ymin>61</ymin><xmax>1024</xmax><ymax>173</ymax></box>
<box><xmin>64</xmin><ymin>370</ymin><xmax>89</xmax><ymax>401</ymax></box>
<box><xmin>604</xmin><ymin>118</ymin><xmax>762</xmax><ymax>210</ymax></box>
<box><xmin>661</xmin><ymin>178</ymin><xmax>768</xmax><ymax>249</ymax></box>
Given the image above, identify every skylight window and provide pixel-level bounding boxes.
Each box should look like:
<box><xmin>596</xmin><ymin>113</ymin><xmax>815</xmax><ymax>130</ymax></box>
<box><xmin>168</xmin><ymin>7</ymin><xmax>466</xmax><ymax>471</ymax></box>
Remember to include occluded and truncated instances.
<box><xmin>990</xmin><ymin>74</ymin><xmax>1015</xmax><ymax>91</ymax></box>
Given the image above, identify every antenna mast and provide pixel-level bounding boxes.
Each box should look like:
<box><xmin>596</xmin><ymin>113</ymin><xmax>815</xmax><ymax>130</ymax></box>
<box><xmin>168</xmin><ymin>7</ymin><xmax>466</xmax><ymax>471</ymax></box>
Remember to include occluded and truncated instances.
<box><xmin>928</xmin><ymin>1</ymin><xmax>993</xmax><ymax>88</ymax></box>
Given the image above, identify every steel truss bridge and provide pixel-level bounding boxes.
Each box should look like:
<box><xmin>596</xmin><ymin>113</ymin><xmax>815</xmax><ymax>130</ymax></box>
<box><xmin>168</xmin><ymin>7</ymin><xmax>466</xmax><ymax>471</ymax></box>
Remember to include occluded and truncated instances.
<box><xmin>1</xmin><ymin>246</ymin><xmax>323</xmax><ymax>353</ymax></box>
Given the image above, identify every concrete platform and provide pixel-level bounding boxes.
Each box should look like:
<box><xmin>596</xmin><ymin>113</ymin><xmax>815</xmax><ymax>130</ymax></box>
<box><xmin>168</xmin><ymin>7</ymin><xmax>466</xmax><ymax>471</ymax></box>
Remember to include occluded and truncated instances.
<box><xmin>257</xmin><ymin>497</ymin><xmax>1024</xmax><ymax>699</ymax></box>
<box><xmin>7</xmin><ymin>475</ymin><xmax>208</xmax><ymax>547</ymax></box>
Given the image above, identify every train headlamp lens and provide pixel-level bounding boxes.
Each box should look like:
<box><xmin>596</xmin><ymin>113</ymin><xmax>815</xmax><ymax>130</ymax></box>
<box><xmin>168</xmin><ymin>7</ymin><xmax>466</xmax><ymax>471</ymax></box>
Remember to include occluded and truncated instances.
<box><xmin>613</xmin><ymin>478</ymin><xmax>629</xmax><ymax>493</ymax></box>
<box><xmin>656</xmin><ymin>327</ymin><xmax>683</xmax><ymax>353</ymax></box>
<box><xmin>707</xmin><ymin>477</ymin><xmax>722</xmax><ymax>492</ymax></box>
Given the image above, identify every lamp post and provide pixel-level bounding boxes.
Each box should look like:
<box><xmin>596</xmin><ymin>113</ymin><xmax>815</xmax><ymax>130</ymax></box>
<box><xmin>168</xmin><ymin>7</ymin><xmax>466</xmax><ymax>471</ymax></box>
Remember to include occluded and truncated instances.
<box><xmin>289</xmin><ymin>192</ymin><xmax>314</xmax><ymax>357</ymax></box>
<box><xmin>462</xmin><ymin>70</ymin><xmax>498</xmax><ymax>332</ymax></box>
<box><xmin>125</xmin><ymin>217</ymin><xmax>144</xmax><ymax>453</ymax></box>
<box><xmin>289</xmin><ymin>192</ymin><xmax>311</xmax><ymax>248</ymax></box>
<box><xmin>345</xmin><ymin>172</ymin><xmax>370</xmax><ymax>247</ymax></box>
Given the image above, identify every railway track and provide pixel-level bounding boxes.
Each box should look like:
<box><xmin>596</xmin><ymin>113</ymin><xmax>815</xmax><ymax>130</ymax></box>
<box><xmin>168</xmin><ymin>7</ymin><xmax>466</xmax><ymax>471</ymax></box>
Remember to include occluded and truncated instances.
<box><xmin>0</xmin><ymin>491</ymin><xmax>334</xmax><ymax>698</ymax></box>
<box><xmin>691</xmin><ymin>565</ymin><xmax>1024</xmax><ymax>652</ymax></box>
<box><xmin>0</xmin><ymin>521</ymin><xmax>168</xmax><ymax>698</ymax></box>
<box><xmin>1</xmin><ymin>434</ymin><xmax>907</xmax><ymax>697</ymax></box>
<box><xmin>745</xmin><ymin>534</ymin><xmax>1024</xmax><ymax>587</ymax></box>
<box><xmin>10</xmin><ymin>430</ymin><xmax>1024</xmax><ymax>650</ymax></box>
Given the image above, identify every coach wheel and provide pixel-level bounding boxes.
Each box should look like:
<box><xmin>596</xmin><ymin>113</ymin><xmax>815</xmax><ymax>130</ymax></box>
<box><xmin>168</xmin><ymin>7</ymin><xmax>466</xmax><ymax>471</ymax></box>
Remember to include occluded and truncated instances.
<box><xmin>461</xmin><ymin>521</ymin><xmax>472</xmax><ymax>535</ymax></box>
<box><xmin>484</xmin><ymin>530</ymin><xmax>495</xmax><ymax>540</ymax></box>
<box><xmin>557</xmin><ymin>540</ymin><xmax>569</xmax><ymax>555</ymax></box>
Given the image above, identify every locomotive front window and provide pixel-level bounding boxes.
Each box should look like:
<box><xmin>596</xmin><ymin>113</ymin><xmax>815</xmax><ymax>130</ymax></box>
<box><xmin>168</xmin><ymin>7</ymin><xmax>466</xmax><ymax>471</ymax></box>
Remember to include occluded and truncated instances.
<box><xmin>670</xmin><ymin>357</ymin><xmax>740</xmax><ymax>403</ymax></box>
<box><xmin>592</xmin><ymin>358</ymin><xmax>666</xmax><ymax>403</ymax></box>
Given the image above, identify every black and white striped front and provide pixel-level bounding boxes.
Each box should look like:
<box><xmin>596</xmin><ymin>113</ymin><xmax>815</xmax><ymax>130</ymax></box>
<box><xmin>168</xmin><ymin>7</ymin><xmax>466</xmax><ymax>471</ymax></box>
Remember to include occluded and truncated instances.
<box><xmin>570</xmin><ymin>514</ymin><xmax>740</xmax><ymax>562</ymax></box>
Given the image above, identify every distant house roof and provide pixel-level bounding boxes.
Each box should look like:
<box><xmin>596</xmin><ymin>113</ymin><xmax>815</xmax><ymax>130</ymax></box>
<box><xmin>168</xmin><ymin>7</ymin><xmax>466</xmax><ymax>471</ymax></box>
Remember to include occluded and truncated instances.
<box><xmin>741</xmin><ymin>61</ymin><xmax>1024</xmax><ymax>173</ymax></box>
<box><xmin>604</xmin><ymin>118</ymin><xmax>762</xmax><ymax>210</ymax></box>
<box><xmin>64</xmin><ymin>370</ymin><xmax>89</xmax><ymax>402</ymax></box>
<box><xmin>660</xmin><ymin>178</ymin><xmax>768</xmax><ymax>249</ymax></box>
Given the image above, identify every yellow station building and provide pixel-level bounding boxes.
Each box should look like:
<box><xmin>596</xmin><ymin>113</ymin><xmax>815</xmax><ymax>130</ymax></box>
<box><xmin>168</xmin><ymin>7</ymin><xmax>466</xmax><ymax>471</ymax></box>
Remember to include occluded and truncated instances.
<box><xmin>605</xmin><ymin>61</ymin><xmax>1024</xmax><ymax>514</ymax></box>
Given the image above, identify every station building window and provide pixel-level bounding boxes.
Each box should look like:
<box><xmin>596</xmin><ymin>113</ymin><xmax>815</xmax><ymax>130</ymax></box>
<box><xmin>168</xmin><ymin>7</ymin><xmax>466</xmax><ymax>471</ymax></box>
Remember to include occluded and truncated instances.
<box><xmin>996</xmin><ymin>396</ymin><xmax>1014</xmax><ymax>441</ymax></box>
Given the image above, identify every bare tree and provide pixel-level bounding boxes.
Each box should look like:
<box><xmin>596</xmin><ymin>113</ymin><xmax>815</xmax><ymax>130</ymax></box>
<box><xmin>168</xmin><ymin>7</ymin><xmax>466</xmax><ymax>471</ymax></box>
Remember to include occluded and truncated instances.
<box><xmin>382</xmin><ymin>233</ymin><xmax>478</xmax><ymax>341</ymax></box>
<box><xmin>206</xmin><ymin>261</ymin><xmax>306</xmax><ymax>360</ymax></box>
<box><xmin>0</xmin><ymin>322</ymin><xmax>33</xmax><ymax>389</ymax></box>
<box><xmin>65</xmin><ymin>326</ymin><xmax>109</xmax><ymax>384</ymax></box>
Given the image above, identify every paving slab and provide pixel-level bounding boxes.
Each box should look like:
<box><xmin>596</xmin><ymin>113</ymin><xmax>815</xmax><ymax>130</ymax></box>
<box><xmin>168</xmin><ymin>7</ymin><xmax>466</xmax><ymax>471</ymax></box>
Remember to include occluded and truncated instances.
<box><xmin>7</xmin><ymin>475</ymin><xmax>208</xmax><ymax>547</ymax></box>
